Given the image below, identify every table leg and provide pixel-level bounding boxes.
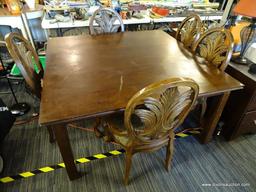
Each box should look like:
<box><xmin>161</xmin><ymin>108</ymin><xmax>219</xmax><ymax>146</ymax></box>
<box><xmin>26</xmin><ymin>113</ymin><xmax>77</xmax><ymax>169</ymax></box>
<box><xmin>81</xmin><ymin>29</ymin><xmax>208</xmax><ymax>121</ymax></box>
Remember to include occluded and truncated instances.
<box><xmin>56</xmin><ymin>28</ymin><xmax>63</xmax><ymax>37</ymax></box>
<box><xmin>199</xmin><ymin>92</ymin><xmax>230</xmax><ymax>144</ymax></box>
<box><xmin>53</xmin><ymin>124</ymin><xmax>81</xmax><ymax>180</ymax></box>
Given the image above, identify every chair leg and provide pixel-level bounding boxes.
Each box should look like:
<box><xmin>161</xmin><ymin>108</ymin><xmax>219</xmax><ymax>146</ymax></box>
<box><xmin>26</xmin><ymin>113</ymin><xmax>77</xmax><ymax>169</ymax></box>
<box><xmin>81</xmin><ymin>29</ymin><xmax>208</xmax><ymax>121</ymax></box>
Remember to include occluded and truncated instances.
<box><xmin>200</xmin><ymin>98</ymin><xmax>207</xmax><ymax>123</ymax></box>
<box><xmin>165</xmin><ymin>131</ymin><xmax>175</xmax><ymax>171</ymax></box>
<box><xmin>47</xmin><ymin>126</ymin><xmax>55</xmax><ymax>143</ymax></box>
<box><xmin>94</xmin><ymin>118</ymin><xmax>104</xmax><ymax>138</ymax></box>
<box><xmin>124</xmin><ymin>148</ymin><xmax>133</xmax><ymax>185</ymax></box>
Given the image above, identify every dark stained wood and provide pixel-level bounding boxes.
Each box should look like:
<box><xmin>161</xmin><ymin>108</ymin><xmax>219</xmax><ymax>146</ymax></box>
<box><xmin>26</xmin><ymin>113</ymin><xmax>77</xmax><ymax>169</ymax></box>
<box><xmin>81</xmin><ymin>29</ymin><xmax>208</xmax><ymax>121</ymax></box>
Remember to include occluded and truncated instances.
<box><xmin>238</xmin><ymin>111</ymin><xmax>256</xmax><ymax>134</ymax></box>
<box><xmin>53</xmin><ymin>124</ymin><xmax>81</xmax><ymax>180</ymax></box>
<box><xmin>46</xmin><ymin>126</ymin><xmax>55</xmax><ymax>143</ymax></box>
<box><xmin>222</xmin><ymin>64</ymin><xmax>256</xmax><ymax>140</ymax></box>
<box><xmin>199</xmin><ymin>92</ymin><xmax>230</xmax><ymax>143</ymax></box>
<box><xmin>248</xmin><ymin>91</ymin><xmax>256</xmax><ymax>111</ymax></box>
<box><xmin>165</xmin><ymin>130</ymin><xmax>175</xmax><ymax>171</ymax></box>
<box><xmin>39</xmin><ymin>30</ymin><xmax>242</xmax><ymax>127</ymax></box>
<box><xmin>39</xmin><ymin>30</ymin><xmax>243</xmax><ymax>180</ymax></box>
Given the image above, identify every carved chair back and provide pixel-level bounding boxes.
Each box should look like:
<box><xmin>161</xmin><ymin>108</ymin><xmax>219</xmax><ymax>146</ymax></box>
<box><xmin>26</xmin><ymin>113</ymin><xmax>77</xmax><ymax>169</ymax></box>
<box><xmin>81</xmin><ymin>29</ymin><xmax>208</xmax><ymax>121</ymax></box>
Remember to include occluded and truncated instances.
<box><xmin>5</xmin><ymin>32</ymin><xmax>43</xmax><ymax>98</ymax></box>
<box><xmin>89</xmin><ymin>8</ymin><xmax>125</xmax><ymax>35</ymax></box>
<box><xmin>176</xmin><ymin>14</ymin><xmax>203</xmax><ymax>50</ymax></box>
<box><xmin>124</xmin><ymin>77</ymin><xmax>199</xmax><ymax>144</ymax></box>
<box><xmin>192</xmin><ymin>27</ymin><xmax>234</xmax><ymax>71</ymax></box>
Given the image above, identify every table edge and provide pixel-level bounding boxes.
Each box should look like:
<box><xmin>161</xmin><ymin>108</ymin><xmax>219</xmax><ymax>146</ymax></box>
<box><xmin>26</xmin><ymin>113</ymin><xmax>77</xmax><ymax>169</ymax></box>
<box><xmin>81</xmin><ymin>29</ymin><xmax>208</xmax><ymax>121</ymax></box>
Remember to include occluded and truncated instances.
<box><xmin>39</xmin><ymin>85</ymin><xmax>243</xmax><ymax>127</ymax></box>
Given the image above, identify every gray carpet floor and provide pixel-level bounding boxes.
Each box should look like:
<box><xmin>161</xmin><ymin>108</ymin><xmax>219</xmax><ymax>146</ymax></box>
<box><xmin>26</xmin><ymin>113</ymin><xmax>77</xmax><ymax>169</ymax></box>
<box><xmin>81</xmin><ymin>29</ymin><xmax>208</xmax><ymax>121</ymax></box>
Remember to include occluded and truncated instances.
<box><xmin>0</xmin><ymin>79</ymin><xmax>256</xmax><ymax>192</ymax></box>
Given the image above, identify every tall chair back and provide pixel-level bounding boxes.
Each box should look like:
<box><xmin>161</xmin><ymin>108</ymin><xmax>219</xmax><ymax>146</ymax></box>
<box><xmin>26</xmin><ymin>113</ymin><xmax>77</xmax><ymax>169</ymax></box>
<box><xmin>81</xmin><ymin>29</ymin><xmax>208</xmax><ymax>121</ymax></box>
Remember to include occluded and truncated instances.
<box><xmin>176</xmin><ymin>14</ymin><xmax>203</xmax><ymax>50</ymax></box>
<box><xmin>5</xmin><ymin>32</ymin><xmax>43</xmax><ymax>98</ymax></box>
<box><xmin>89</xmin><ymin>8</ymin><xmax>125</xmax><ymax>35</ymax></box>
<box><xmin>192</xmin><ymin>27</ymin><xmax>234</xmax><ymax>71</ymax></box>
<box><xmin>124</xmin><ymin>77</ymin><xmax>199</xmax><ymax>144</ymax></box>
<box><xmin>98</xmin><ymin>77</ymin><xmax>199</xmax><ymax>184</ymax></box>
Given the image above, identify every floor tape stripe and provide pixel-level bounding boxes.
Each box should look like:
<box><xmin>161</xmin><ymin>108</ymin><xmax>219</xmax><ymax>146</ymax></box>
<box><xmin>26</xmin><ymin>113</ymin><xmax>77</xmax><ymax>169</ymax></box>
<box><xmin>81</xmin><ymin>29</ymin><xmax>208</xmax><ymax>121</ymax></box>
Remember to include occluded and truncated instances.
<box><xmin>0</xmin><ymin>130</ymin><xmax>200</xmax><ymax>184</ymax></box>
<box><xmin>0</xmin><ymin>149</ymin><xmax>125</xmax><ymax>184</ymax></box>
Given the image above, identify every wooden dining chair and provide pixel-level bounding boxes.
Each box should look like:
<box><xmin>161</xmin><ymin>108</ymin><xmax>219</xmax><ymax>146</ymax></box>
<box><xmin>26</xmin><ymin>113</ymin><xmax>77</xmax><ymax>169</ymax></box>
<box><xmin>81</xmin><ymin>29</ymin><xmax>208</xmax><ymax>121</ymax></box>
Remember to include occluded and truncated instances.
<box><xmin>89</xmin><ymin>7</ymin><xmax>125</xmax><ymax>35</ymax></box>
<box><xmin>191</xmin><ymin>27</ymin><xmax>234</xmax><ymax>122</ymax></box>
<box><xmin>95</xmin><ymin>77</ymin><xmax>199</xmax><ymax>185</ymax></box>
<box><xmin>192</xmin><ymin>27</ymin><xmax>234</xmax><ymax>71</ymax></box>
<box><xmin>176</xmin><ymin>14</ymin><xmax>203</xmax><ymax>50</ymax></box>
<box><xmin>5</xmin><ymin>32</ymin><xmax>44</xmax><ymax>99</ymax></box>
<box><xmin>4</xmin><ymin>32</ymin><xmax>59</xmax><ymax>142</ymax></box>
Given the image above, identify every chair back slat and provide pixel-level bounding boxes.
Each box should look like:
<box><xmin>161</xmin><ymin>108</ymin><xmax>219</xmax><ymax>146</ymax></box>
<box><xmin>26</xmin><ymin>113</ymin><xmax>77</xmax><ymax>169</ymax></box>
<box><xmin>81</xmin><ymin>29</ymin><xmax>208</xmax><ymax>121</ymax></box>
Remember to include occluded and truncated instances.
<box><xmin>5</xmin><ymin>32</ymin><xmax>43</xmax><ymax>98</ymax></box>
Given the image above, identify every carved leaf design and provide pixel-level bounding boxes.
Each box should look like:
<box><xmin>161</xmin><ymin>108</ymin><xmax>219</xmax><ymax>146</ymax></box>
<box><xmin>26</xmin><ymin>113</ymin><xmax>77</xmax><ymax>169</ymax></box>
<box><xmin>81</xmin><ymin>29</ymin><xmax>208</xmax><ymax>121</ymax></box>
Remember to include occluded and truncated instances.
<box><xmin>134</xmin><ymin>87</ymin><xmax>193</xmax><ymax>138</ymax></box>
<box><xmin>134</xmin><ymin>97</ymin><xmax>163</xmax><ymax>136</ymax></box>
<box><xmin>94</xmin><ymin>11</ymin><xmax>121</xmax><ymax>34</ymax></box>
<box><xmin>26</xmin><ymin>51</ymin><xmax>34</xmax><ymax>69</ymax></box>
<box><xmin>165</xmin><ymin>90</ymin><xmax>192</xmax><ymax>129</ymax></box>
<box><xmin>181</xmin><ymin>20</ymin><xmax>199</xmax><ymax>48</ymax></box>
<box><xmin>199</xmin><ymin>33</ymin><xmax>228</xmax><ymax>67</ymax></box>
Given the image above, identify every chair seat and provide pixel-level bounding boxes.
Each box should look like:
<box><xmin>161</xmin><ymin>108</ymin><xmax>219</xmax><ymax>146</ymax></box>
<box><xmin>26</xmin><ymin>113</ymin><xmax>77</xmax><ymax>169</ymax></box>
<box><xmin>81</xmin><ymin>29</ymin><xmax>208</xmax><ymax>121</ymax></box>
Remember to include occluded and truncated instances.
<box><xmin>114</xmin><ymin>133</ymin><xmax>129</xmax><ymax>146</ymax></box>
<box><xmin>101</xmin><ymin>112</ymin><xmax>128</xmax><ymax>146</ymax></box>
<box><xmin>102</xmin><ymin>112</ymin><xmax>169</xmax><ymax>151</ymax></box>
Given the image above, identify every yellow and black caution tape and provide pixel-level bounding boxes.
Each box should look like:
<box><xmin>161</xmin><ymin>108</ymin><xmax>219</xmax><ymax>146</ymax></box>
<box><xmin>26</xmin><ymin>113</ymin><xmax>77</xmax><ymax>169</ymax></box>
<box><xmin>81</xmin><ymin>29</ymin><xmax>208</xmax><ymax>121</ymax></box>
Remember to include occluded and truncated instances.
<box><xmin>0</xmin><ymin>149</ymin><xmax>125</xmax><ymax>184</ymax></box>
<box><xmin>175</xmin><ymin>128</ymin><xmax>201</xmax><ymax>138</ymax></box>
<box><xmin>0</xmin><ymin>129</ymin><xmax>201</xmax><ymax>184</ymax></box>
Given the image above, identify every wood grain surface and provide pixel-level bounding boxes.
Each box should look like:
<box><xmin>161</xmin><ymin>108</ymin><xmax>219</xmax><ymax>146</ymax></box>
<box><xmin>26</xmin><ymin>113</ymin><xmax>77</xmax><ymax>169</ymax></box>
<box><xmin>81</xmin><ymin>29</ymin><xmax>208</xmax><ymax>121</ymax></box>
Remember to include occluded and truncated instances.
<box><xmin>39</xmin><ymin>30</ymin><xmax>242</xmax><ymax>126</ymax></box>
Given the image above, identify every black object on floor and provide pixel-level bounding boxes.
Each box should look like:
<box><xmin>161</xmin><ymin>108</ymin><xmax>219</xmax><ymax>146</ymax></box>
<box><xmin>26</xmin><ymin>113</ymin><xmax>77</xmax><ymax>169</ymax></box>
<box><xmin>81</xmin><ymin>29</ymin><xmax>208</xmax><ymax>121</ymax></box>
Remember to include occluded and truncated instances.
<box><xmin>0</xmin><ymin>98</ymin><xmax>15</xmax><ymax>142</ymax></box>
<box><xmin>9</xmin><ymin>102</ymin><xmax>30</xmax><ymax>116</ymax></box>
<box><xmin>0</xmin><ymin>97</ymin><xmax>16</xmax><ymax>173</ymax></box>
<box><xmin>0</xmin><ymin>50</ymin><xmax>30</xmax><ymax>116</ymax></box>
<box><xmin>248</xmin><ymin>64</ymin><xmax>256</xmax><ymax>74</ymax></box>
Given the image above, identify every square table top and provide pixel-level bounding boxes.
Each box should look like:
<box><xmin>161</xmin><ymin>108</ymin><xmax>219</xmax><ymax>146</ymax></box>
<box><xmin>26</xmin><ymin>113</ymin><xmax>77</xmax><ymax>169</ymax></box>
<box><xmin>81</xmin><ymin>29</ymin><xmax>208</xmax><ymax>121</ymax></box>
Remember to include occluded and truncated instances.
<box><xmin>39</xmin><ymin>30</ymin><xmax>243</xmax><ymax>126</ymax></box>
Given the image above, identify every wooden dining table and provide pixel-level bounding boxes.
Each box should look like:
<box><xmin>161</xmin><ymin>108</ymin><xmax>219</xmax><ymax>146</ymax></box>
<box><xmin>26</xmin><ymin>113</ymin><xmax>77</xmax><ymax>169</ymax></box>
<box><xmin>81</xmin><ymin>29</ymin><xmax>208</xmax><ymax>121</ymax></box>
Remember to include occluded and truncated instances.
<box><xmin>39</xmin><ymin>30</ymin><xmax>243</xmax><ymax>180</ymax></box>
